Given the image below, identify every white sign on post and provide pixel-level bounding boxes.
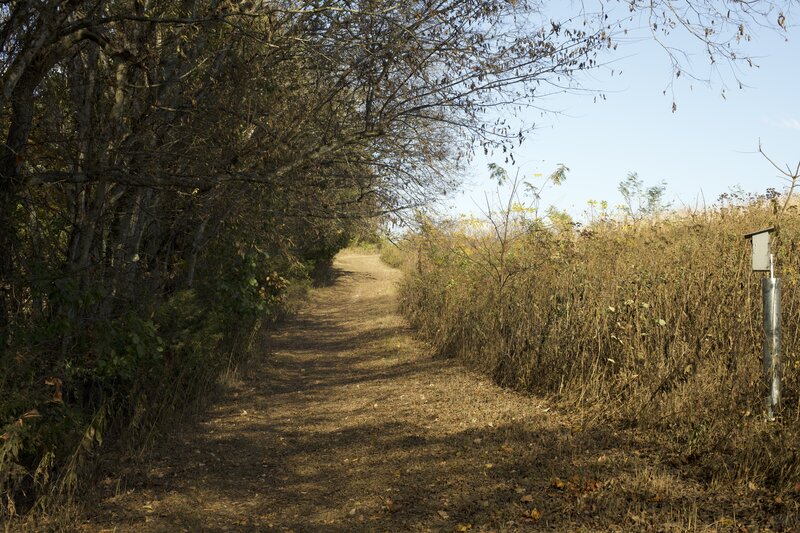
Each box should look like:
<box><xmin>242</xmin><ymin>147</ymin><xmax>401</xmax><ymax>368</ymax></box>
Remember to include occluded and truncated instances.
<box><xmin>744</xmin><ymin>227</ymin><xmax>775</xmax><ymax>272</ymax></box>
<box><xmin>744</xmin><ymin>226</ymin><xmax>781</xmax><ymax>419</ymax></box>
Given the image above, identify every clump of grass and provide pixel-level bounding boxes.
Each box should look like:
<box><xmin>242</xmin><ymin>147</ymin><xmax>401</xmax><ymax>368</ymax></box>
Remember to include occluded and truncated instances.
<box><xmin>346</xmin><ymin>235</ymin><xmax>407</xmax><ymax>269</ymax></box>
<box><xmin>399</xmin><ymin>200</ymin><xmax>800</xmax><ymax>486</ymax></box>
<box><xmin>378</xmin><ymin>238</ymin><xmax>407</xmax><ymax>269</ymax></box>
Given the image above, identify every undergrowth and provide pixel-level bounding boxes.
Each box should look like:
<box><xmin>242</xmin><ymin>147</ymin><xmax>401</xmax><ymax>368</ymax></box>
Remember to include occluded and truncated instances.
<box><xmin>0</xmin><ymin>231</ymin><xmax>348</xmax><ymax>527</ymax></box>
<box><xmin>398</xmin><ymin>199</ymin><xmax>800</xmax><ymax>488</ymax></box>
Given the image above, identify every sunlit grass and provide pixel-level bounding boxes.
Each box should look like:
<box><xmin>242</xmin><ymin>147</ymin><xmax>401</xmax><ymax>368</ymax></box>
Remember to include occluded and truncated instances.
<box><xmin>398</xmin><ymin>200</ymin><xmax>800</xmax><ymax>486</ymax></box>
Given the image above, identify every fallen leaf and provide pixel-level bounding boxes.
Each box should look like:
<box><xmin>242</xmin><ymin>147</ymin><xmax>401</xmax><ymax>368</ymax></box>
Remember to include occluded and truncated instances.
<box><xmin>584</xmin><ymin>480</ymin><xmax>601</xmax><ymax>492</ymax></box>
<box><xmin>45</xmin><ymin>377</ymin><xmax>63</xmax><ymax>403</ymax></box>
<box><xmin>21</xmin><ymin>409</ymin><xmax>41</xmax><ymax>420</ymax></box>
<box><xmin>437</xmin><ymin>510</ymin><xmax>449</xmax><ymax>520</ymax></box>
<box><xmin>454</xmin><ymin>524</ymin><xmax>472</xmax><ymax>532</ymax></box>
<box><xmin>520</xmin><ymin>494</ymin><xmax>534</xmax><ymax>503</ymax></box>
<box><xmin>551</xmin><ymin>477</ymin><xmax>565</xmax><ymax>490</ymax></box>
<box><xmin>522</xmin><ymin>508</ymin><xmax>542</xmax><ymax>521</ymax></box>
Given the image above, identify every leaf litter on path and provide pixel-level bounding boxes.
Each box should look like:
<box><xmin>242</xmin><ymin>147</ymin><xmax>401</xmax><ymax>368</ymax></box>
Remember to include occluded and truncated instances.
<box><xmin>77</xmin><ymin>252</ymin><xmax>800</xmax><ymax>532</ymax></box>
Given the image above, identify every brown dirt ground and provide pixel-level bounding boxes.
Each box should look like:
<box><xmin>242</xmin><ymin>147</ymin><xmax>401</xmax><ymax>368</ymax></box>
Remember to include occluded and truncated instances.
<box><xmin>75</xmin><ymin>252</ymin><xmax>798</xmax><ymax>532</ymax></box>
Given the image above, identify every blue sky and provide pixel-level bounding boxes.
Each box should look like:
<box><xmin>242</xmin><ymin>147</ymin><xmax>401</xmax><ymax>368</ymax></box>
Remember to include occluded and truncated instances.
<box><xmin>448</xmin><ymin>10</ymin><xmax>800</xmax><ymax>220</ymax></box>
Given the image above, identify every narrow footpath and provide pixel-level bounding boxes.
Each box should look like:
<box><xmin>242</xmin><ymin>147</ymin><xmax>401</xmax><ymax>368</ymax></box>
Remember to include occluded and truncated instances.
<box><xmin>80</xmin><ymin>253</ymin><xmax>775</xmax><ymax>532</ymax></box>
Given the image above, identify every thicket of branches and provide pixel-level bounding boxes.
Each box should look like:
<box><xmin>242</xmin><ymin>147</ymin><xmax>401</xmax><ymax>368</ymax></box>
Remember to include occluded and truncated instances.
<box><xmin>0</xmin><ymin>0</ymin><xmax>792</xmax><ymax>518</ymax></box>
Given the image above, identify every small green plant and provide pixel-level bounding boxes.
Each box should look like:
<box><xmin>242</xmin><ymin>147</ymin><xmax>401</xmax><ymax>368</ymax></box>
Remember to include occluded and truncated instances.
<box><xmin>618</xmin><ymin>172</ymin><xmax>671</xmax><ymax>221</ymax></box>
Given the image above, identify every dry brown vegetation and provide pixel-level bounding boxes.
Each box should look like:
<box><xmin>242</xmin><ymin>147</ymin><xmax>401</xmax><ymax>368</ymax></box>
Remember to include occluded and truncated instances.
<box><xmin>399</xmin><ymin>198</ymin><xmax>800</xmax><ymax>491</ymax></box>
<box><xmin>2</xmin><ymin>1</ymin><xmax>796</xmax><ymax>527</ymax></box>
<box><xmin>47</xmin><ymin>252</ymin><xmax>799</xmax><ymax>532</ymax></box>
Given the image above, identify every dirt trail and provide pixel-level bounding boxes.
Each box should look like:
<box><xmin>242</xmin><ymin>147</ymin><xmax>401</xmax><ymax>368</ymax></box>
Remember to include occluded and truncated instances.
<box><xmin>80</xmin><ymin>253</ymin><xmax>772</xmax><ymax>532</ymax></box>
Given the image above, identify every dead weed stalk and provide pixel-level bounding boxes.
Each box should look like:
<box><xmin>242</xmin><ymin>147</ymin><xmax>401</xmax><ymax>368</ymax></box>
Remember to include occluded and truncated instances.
<box><xmin>399</xmin><ymin>201</ymin><xmax>800</xmax><ymax>487</ymax></box>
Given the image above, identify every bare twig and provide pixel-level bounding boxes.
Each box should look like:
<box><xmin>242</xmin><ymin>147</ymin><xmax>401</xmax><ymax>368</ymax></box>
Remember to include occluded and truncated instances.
<box><xmin>759</xmin><ymin>140</ymin><xmax>800</xmax><ymax>215</ymax></box>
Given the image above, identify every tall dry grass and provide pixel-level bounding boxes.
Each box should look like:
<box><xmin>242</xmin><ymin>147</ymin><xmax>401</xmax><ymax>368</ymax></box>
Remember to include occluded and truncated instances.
<box><xmin>399</xmin><ymin>201</ymin><xmax>800</xmax><ymax>486</ymax></box>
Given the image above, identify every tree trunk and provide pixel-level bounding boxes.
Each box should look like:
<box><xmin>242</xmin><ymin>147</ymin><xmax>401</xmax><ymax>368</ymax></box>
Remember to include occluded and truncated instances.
<box><xmin>0</xmin><ymin>67</ymin><xmax>42</xmax><ymax>360</ymax></box>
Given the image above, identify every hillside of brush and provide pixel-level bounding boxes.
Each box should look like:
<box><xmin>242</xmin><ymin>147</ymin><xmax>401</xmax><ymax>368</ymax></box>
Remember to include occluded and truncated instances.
<box><xmin>398</xmin><ymin>197</ymin><xmax>800</xmax><ymax>488</ymax></box>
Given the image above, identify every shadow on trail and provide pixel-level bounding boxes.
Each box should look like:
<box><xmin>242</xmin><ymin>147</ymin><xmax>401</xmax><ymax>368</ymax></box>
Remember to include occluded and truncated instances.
<box><xmin>83</xmin><ymin>255</ymin><xmax>787</xmax><ymax>532</ymax></box>
<box><xmin>93</xmin><ymin>319</ymin><xmax>714</xmax><ymax>533</ymax></box>
<box><xmin>107</xmin><ymin>400</ymin><xmax>695</xmax><ymax>532</ymax></box>
<box><xmin>312</xmin><ymin>263</ymin><xmax>377</xmax><ymax>289</ymax></box>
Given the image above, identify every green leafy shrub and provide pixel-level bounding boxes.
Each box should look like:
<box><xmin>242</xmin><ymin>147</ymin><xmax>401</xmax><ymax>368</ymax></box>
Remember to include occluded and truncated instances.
<box><xmin>0</xmin><ymin>222</ymin><xmax>345</xmax><ymax>519</ymax></box>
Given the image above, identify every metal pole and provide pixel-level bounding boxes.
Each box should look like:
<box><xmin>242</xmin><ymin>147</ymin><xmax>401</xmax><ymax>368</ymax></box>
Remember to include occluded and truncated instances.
<box><xmin>762</xmin><ymin>276</ymin><xmax>782</xmax><ymax>419</ymax></box>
